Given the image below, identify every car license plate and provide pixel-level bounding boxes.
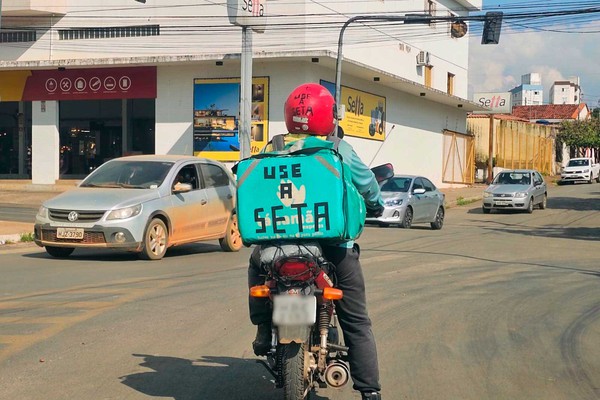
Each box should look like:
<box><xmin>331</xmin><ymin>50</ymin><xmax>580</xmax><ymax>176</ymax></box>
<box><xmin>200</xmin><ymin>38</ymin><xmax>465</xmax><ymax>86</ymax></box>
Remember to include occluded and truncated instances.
<box><xmin>494</xmin><ymin>200</ymin><xmax>510</xmax><ymax>206</ymax></box>
<box><xmin>272</xmin><ymin>295</ymin><xmax>316</xmax><ymax>326</ymax></box>
<box><xmin>56</xmin><ymin>227</ymin><xmax>84</xmax><ymax>240</ymax></box>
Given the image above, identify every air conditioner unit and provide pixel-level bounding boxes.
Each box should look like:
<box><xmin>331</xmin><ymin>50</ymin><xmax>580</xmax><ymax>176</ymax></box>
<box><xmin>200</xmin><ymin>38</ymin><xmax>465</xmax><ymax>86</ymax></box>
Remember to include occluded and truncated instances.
<box><xmin>416</xmin><ymin>51</ymin><xmax>430</xmax><ymax>66</ymax></box>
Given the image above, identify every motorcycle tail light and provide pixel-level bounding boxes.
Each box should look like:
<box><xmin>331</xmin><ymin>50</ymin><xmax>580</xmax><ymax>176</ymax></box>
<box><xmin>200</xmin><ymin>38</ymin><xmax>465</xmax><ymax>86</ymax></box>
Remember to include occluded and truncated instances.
<box><xmin>276</xmin><ymin>259</ymin><xmax>315</xmax><ymax>282</ymax></box>
<box><xmin>250</xmin><ymin>285</ymin><xmax>270</xmax><ymax>298</ymax></box>
<box><xmin>323</xmin><ymin>287</ymin><xmax>343</xmax><ymax>300</ymax></box>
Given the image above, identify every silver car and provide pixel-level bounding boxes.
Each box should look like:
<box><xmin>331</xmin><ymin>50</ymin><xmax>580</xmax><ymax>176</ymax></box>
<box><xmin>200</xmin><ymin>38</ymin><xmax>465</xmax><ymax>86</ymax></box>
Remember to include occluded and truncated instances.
<box><xmin>34</xmin><ymin>155</ymin><xmax>242</xmax><ymax>260</ymax></box>
<box><xmin>482</xmin><ymin>169</ymin><xmax>547</xmax><ymax>214</ymax></box>
<box><xmin>366</xmin><ymin>175</ymin><xmax>445</xmax><ymax>229</ymax></box>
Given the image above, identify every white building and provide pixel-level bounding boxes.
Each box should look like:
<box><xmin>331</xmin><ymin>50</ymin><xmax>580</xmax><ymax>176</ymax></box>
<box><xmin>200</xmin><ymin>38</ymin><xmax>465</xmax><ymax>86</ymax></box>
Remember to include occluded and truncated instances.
<box><xmin>510</xmin><ymin>73</ymin><xmax>543</xmax><ymax>106</ymax></box>
<box><xmin>550</xmin><ymin>77</ymin><xmax>581</xmax><ymax>105</ymax></box>
<box><xmin>0</xmin><ymin>0</ymin><xmax>483</xmax><ymax>186</ymax></box>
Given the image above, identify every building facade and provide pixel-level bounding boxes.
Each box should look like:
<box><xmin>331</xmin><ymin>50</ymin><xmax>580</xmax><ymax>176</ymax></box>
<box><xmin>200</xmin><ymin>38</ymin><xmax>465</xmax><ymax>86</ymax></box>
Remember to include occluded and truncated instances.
<box><xmin>0</xmin><ymin>0</ymin><xmax>482</xmax><ymax>186</ymax></box>
<box><xmin>550</xmin><ymin>77</ymin><xmax>581</xmax><ymax>105</ymax></box>
<box><xmin>510</xmin><ymin>73</ymin><xmax>544</xmax><ymax>106</ymax></box>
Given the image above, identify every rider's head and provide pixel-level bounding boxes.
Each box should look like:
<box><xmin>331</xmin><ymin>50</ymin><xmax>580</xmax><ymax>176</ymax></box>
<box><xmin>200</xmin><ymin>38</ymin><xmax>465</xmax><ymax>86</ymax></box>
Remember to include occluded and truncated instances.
<box><xmin>284</xmin><ymin>83</ymin><xmax>336</xmax><ymax>136</ymax></box>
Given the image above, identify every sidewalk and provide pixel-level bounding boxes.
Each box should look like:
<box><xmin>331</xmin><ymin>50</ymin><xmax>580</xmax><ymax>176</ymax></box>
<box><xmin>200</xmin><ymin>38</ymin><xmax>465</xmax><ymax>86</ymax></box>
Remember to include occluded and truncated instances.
<box><xmin>0</xmin><ymin>180</ymin><xmax>79</xmax><ymax>244</ymax></box>
<box><xmin>0</xmin><ymin>179</ymin><xmax>487</xmax><ymax>245</ymax></box>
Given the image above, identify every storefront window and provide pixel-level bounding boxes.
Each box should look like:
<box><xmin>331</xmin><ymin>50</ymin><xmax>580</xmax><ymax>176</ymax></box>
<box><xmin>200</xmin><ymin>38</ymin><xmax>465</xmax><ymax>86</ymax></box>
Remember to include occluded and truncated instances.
<box><xmin>0</xmin><ymin>102</ymin><xmax>32</xmax><ymax>177</ymax></box>
<box><xmin>59</xmin><ymin>99</ymin><xmax>155</xmax><ymax>177</ymax></box>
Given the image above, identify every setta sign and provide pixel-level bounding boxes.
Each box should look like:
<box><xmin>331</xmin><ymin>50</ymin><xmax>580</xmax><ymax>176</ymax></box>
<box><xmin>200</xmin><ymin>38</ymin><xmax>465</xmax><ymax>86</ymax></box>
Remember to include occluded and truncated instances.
<box><xmin>473</xmin><ymin>92</ymin><xmax>512</xmax><ymax>114</ymax></box>
<box><xmin>227</xmin><ymin>0</ymin><xmax>267</xmax><ymax>33</ymax></box>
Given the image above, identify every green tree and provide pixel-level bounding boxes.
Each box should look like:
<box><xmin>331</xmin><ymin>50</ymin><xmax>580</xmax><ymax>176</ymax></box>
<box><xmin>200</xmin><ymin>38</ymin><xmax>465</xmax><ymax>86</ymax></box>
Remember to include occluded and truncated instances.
<box><xmin>557</xmin><ymin>119</ymin><xmax>600</xmax><ymax>155</ymax></box>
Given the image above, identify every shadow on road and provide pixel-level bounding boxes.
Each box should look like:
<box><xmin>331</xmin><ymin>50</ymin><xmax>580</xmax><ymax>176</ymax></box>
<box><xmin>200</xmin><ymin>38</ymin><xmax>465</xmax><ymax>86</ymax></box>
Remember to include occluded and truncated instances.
<box><xmin>548</xmin><ymin>196</ymin><xmax>600</xmax><ymax>211</ymax></box>
<box><xmin>120</xmin><ymin>354</ymin><xmax>330</xmax><ymax>400</ymax></box>
<box><xmin>466</xmin><ymin>195</ymin><xmax>600</xmax><ymax>214</ymax></box>
<box><xmin>21</xmin><ymin>243</ymin><xmax>224</xmax><ymax>261</ymax></box>
<box><xmin>485</xmin><ymin>225</ymin><xmax>600</xmax><ymax>241</ymax></box>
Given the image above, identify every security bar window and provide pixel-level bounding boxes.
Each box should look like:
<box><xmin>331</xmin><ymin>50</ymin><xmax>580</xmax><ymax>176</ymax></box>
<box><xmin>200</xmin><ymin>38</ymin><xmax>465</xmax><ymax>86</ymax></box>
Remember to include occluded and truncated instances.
<box><xmin>58</xmin><ymin>25</ymin><xmax>159</xmax><ymax>40</ymax></box>
<box><xmin>0</xmin><ymin>30</ymin><xmax>37</xmax><ymax>43</ymax></box>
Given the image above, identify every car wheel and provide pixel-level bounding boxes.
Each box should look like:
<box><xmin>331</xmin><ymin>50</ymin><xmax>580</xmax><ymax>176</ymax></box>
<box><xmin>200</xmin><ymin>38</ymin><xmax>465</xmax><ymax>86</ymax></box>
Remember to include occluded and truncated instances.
<box><xmin>527</xmin><ymin>197</ymin><xmax>534</xmax><ymax>214</ymax></box>
<box><xmin>399</xmin><ymin>207</ymin><xmax>413</xmax><ymax>229</ymax></box>
<box><xmin>430</xmin><ymin>207</ymin><xmax>444</xmax><ymax>230</ymax></box>
<box><xmin>589</xmin><ymin>175</ymin><xmax>594</xmax><ymax>184</ymax></box>
<box><xmin>45</xmin><ymin>246</ymin><xmax>74</xmax><ymax>258</ymax></box>
<box><xmin>140</xmin><ymin>218</ymin><xmax>168</xmax><ymax>260</ymax></box>
<box><xmin>219</xmin><ymin>213</ymin><xmax>243</xmax><ymax>252</ymax></box>
<box><xmin>539</xmin><ymin>194</ymin><xmax>547</xmax><ymax>209</ymax></box>
<box><xmin>482</xmin><ymin>207</ymin><xmax>491</xmax><ymax>214</ymax></box>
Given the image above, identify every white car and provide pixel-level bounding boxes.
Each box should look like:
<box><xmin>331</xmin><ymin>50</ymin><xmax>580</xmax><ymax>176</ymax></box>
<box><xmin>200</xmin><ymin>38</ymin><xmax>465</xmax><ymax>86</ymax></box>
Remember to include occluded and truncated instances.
<box><xmin>560</xmin><ymin>158</ymin><xmax>600</xmax><ymax>184</ymax></box>
<box><xmin>34</xmin><ymin>155</ymin><xmax>242</xmax><ymax>260</ymax></box>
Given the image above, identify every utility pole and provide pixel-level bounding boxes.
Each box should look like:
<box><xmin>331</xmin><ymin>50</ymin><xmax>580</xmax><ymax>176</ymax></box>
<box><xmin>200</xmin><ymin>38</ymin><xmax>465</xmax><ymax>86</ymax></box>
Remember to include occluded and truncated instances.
<box><xmin>487</xmin><ymin>114</ymin><xmax>495</xmax><ymax>184</ymax></box>
<box><xmin>227</xmin><ymin>0</ymin><xmax>266</xmax><ymax>160</ymax></box>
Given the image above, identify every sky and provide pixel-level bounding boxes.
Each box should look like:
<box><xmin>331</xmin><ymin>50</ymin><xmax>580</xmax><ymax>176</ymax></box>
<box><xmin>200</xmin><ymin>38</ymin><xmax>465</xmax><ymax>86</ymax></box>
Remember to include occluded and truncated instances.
<box><xmin>468</xmin><ymin>0</ymin><xmax>600</xmax><ymax>108</ymax></box>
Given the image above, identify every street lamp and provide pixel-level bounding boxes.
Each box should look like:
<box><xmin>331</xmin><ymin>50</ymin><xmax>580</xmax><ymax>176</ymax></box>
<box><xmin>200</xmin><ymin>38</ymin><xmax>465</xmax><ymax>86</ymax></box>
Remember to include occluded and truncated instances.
<box><xmin>333</xmin><ymin>13</ymin><xmax>501</xmax><ymax>135</ymax></box>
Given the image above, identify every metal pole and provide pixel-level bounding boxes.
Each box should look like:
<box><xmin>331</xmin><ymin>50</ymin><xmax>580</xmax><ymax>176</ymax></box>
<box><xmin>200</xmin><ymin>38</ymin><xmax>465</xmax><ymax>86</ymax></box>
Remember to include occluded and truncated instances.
<box><xmin>334</xmin><ymin>16</ymin><xmax>362</xmax><ymax>135</ymax></box>
<box><xmin>240</xmin><ymin>26</ymin><xmax>252</xmax><ymax>159</ymax></box>
<box><xmin>487</xmin><ymin>114</ymin><xmax>494</xmax><ymax>183</ymax></box>
<box><xmin>334</xmin><ymin>15</ymin><xmax>452</xmax><ymax>135</ymax></box>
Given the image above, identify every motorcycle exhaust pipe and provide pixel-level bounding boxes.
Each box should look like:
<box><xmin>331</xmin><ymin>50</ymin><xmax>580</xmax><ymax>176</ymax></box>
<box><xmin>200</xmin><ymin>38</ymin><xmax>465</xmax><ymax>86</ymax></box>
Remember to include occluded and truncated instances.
<box><xmin>324</xmin><ymin>361</ymin><xmax>350</xmax><ymax>388</ymax></box>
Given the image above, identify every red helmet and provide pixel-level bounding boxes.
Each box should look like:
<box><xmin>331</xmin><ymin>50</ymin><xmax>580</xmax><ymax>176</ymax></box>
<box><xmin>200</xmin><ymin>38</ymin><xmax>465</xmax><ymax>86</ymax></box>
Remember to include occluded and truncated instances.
<box><xmin>284</xmin><ymin>83</ymin><xmax>336</xmax><ymax>136</ymax></box>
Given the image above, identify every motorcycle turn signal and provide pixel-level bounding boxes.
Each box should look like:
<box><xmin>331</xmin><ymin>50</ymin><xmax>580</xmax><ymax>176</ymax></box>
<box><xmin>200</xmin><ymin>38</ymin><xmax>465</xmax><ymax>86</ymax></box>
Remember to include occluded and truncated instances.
<box><xmin>249</xmin><ymin>285</ymin><xmax>271</xmax><ymax>298</ymax></box>
<box><xmin>322</xmin><ymin>287</ymin><xmax>343</xmax><ymax>300</ymax></box>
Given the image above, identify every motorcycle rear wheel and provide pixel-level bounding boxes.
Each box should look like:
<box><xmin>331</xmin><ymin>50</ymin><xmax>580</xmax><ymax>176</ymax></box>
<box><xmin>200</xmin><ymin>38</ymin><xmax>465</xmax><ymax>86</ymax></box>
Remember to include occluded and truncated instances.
<box><xmin>282</xmin><ymin>342</ymin><xmax>311</xmax><ymax>400</ymax></box>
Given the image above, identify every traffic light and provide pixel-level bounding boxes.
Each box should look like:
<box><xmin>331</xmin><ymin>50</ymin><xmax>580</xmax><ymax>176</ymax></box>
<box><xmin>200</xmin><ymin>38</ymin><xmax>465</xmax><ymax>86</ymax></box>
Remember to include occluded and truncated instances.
<box><xmin>481</xmin><ymin>12</ymin><xmax>503</xmax><ymax>45</ymax></box>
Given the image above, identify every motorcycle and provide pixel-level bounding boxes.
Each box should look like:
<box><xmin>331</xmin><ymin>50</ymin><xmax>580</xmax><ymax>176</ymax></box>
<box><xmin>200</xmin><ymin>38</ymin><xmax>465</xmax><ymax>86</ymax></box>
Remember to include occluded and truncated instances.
<box><xmin>249</xmin><ymin>242</ymin><xmax>349</xmax><ymax>400</ymax></box>
<box><xmin>248</xmin><ymin>163</ymin><xmax>394</xmax><ymax>399</ymax></box>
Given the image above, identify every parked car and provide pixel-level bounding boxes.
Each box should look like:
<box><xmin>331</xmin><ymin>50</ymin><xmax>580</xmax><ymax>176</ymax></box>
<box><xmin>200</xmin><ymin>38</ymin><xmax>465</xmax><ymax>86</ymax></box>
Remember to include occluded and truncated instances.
<box><xmin>482</xmin><ymin>169</ymin><xmax>547</xmax><ymax>214</ymax></box>
<box><xmin>559</xmin><ymin>157</ymin><xmax>600</xmax><ymax>184</ymax></box>
<box><xmin>366</xmin><ymin>175</ymin><xmax>445</xmax><ymax>229</ymax></box>
<box><xmin>34</xmin><ymin>155</ymin><xmax>242</xmax><ymax>260</ymax></box>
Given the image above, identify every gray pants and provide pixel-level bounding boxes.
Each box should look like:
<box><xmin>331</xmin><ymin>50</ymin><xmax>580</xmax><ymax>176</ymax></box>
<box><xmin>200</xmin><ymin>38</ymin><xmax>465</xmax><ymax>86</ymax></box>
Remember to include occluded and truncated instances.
<box><xmin>248</xmin><ymin>243</ymin><xmax>381</xmax><ymax>393</ymax></box>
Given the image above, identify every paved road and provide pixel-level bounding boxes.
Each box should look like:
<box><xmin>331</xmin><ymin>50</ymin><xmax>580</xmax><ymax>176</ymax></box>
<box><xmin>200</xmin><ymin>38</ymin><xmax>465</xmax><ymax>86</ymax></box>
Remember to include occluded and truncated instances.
<box><xmin>0</xmin><ymin>182</ymin><xmax>598</xmax><ymax>400</ymax></box>
<box><xmin>0</xmin><ymin>204</ymin><xmax>38</xmax><ymax>223</ymax></box>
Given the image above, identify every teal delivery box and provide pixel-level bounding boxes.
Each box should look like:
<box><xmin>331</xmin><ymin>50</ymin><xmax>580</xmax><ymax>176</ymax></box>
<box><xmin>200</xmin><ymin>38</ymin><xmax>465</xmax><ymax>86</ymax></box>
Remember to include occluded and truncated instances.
<box><xmin>236</xmin><ymin>145</ymin><xmax>365</xmax><ymax>244</ymax></box>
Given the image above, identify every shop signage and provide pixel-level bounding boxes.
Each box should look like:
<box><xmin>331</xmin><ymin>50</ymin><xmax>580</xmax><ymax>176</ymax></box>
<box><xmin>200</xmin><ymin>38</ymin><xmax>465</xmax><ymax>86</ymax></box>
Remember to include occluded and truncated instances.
<box><xmin>227</xmin><ymin>0</ymin><xmax>267</xmax><ymax>33</ymax></box>
<box><xmin>473</xmin><ymin>92</ymin><xmax>512</xmax><ymax>114</ymax></box>
<box><xmin>0</xmin><ymin>67</ymin><xmax>156</xmax><ymax>102</ymax></box>
<box><xmin>321</xmin><ymin>80</ymin><xmax>386</xmax><ymax>141</ymax></box>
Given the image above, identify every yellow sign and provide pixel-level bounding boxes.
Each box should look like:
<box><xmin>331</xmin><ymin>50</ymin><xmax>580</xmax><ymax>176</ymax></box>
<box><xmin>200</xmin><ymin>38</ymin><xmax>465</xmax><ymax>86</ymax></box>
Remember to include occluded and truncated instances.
<box><xmin>339</xmin><ymin>85</ymin><xmax>386</xmax><ymax>141</ymax></box>
<box><xmin>0</xmin><ymin>71</ymin><xmax>32</xmax><ymax>102</ymax></box>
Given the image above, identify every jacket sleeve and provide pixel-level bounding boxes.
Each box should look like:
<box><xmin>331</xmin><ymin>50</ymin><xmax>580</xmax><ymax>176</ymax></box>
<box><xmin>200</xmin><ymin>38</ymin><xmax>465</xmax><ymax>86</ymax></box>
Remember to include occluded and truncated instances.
<box><xmin>338</xmin><ymin>140</ymin><xmax>384</xmax><ymax>208</ymax></box>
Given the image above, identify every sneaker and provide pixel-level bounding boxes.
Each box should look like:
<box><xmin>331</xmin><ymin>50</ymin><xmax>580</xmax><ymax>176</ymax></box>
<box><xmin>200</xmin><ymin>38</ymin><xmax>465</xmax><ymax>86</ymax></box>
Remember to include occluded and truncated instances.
<box><xmin>252</xmin><ymin>323</ymin><xmax>271</xmax><ymax>356</ymax></box>
<box><xmin>361</xmin><ymin>392</ymin><xmax>382</xmax><ymax>400</ymax></box>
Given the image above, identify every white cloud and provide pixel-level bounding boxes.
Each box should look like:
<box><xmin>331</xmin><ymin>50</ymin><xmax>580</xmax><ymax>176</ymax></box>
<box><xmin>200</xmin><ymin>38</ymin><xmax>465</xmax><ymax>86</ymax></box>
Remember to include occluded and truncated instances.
<box><xmin>468</xmin><ymin>21</ymin><xmax>600</xmax><ymax>107</ymax></box>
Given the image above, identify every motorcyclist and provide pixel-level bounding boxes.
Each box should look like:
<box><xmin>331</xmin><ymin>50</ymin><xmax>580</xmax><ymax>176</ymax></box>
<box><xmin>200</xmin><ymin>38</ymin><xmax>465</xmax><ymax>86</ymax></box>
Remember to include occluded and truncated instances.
<box><xmin>247</xmin><ymin>83</ymin><xmax>385</xmax><ymax>400</ymax></box>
